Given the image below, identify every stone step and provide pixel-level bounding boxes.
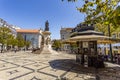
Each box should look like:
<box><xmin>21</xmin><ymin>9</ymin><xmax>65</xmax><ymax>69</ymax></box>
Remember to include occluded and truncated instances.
<box><xmin>41</xmin><ymin>46</ymin><xmax>51</xmax><ymax>54</ymax></box>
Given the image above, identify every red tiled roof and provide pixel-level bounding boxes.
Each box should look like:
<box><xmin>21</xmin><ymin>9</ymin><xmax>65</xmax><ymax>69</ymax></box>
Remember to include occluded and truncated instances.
<box><xmin>16</xmin><ymin>29</ymin><xmax>39</xmax><ymax>33</ymax></box>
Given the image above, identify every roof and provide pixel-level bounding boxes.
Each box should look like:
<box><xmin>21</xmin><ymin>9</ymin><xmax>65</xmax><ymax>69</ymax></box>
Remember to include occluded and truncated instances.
<box><xmin>16</xmin><ymin>29</ymin><xmax>39</xmax><ymax>33</ymax></box>
<box><xmin>70</xmin><ymin>30</ymin><xmax>104</xmax><ymax>37</ymax></box>
<box><xmin>60</xmin><ymin>28</ymin><xmax>73</xmax><ymax>33</ymax></box>
<box><xmin>69</xmin><ymin>35</ymin><xmax>120</xmax><ymax>44</ymax></box>
<box><xmin>61</xmin><ymin>28</ymin><xmax>73</xmax><ymax>31</ymax></box>
<box><xmin>66</xmin><ymin>28</ymin><xmax>73</xmax><ymax>30</ymax></box>
<box><xmin>70</xmin><ymin>35</ymin><xmax>111</xmax><ymax>41</ymax></box>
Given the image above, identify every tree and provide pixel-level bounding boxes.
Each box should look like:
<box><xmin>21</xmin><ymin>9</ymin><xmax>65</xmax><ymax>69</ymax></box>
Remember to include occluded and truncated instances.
<box><xmin>0</xmin><ymin>26</ymin><xmax>14</xmax><ymax>52</ymax></box>
<box><xmin>113</xmin><ymin>6</ymin><xmax>120</xmax><ymax>26</ymax></box>
<box><xmin>16</xmin><ymin>34</ymin><xmax>25</xmax><ymax>48</ymax></box>
<box><xmin>63</xmin><ymin>0</ymin><xmax>120</xmax><ymax>62</ymax></box>
<box><xmin>52</xmin><ymin>40</ymin><xmax>62</xmax><ymax>50</ymax></box>
<box><xmin>95</xmin><ymin>23</ymin><xmax>116</xmax><ymax>36</ymax></box>
<box><xmin>78</xmin><ymin>0</ymin><xmax>120</xmax><ymax>62</ymax></box>
<box><xmin>62</xmin><ymin>0</ymin><xmax>120</xmax><ymax>25</ymax></box>
<box><xmin>24</xmin><ymin>40</ymin><xmax>31</xmax><ymax>49</ymax></box>
<box><xmin>11</xmin><ymin>38</ymin><xmax>18</xmax><ymax>47</ymax></box>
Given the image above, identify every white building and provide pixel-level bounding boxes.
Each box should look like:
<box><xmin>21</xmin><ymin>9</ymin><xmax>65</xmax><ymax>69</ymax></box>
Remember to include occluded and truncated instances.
<box><xmin>0</xmin><ymin>18</ymin><xmax>19</xmax><ymax>51</ymax></box>
<box><xmin>0</xmin><ymin>18</ymin><xmax>21</xmax><ymax>38</ymax></box>
<box><xmin>16</xmin><ymin>29</ymin><xmax>43</xmax><ymax>49</ymax></box>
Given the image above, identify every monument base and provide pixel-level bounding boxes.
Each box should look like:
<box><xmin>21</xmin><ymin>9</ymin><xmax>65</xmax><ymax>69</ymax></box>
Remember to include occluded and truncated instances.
<box><xmin>40</xmin><ymin>45</ymin><xmax>51</xmax><ymax>54</ymax></box>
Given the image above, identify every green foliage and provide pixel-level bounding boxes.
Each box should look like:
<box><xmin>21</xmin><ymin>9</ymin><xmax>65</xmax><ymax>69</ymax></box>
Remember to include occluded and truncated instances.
<box><xmin>52</xmin><ymin>40</ymin><xmax>62</xmax><ymax>49</ymax></box>
<box><xmin>63</xmin><ymin>0</ymin><xmax>120</xmax><ymax>26</ymax></box>
<box><xmin>11</xmin><ymin>38</ymin><xmax>18</xmax><ymax>46</ymax></box>
<box><xmin>0</xmin><ymin>27</ymin><xmax>31</xmax><ymax>50</ymax></box>
<box><xmin>25</xmin><ymin>40</ymin><xmax>31</xmax><ymax>48</ymax></box>
<box><xmin>16</xmin><ymin>34</ymin><xmax>25</xmax><ymax>47</ymax></box>
<box><xmin>95</xmin><ymin>23</ymin><xmax>116</xmax><ymax>36</ymax></box>
<box><xmin>80</xmin><ymin>0</ymin><xmax>120</xmax><ymax>26</ymax></box>
<box><xmin>113</xmin><ymin>6</ymin><xmax>120</xmax><ymax>26</ymax></box>
<box><xmin>0</xmin><ymin>27</ymin><xmax>14</xmax><ymax>45</ymax></box>
<box><xmin>0</xmin><ymin>26</ymin><xmax>17</xmax><ymax>52</ymax></box>
<box><xmin>63</xmin><ymin>0</ymin><xmax>120</xmax><ymax>37</ymax></box>
<box><xmin>7</xmin><ymin>34</ymin><xmax>15</xmax><ymax>45</ymax></box>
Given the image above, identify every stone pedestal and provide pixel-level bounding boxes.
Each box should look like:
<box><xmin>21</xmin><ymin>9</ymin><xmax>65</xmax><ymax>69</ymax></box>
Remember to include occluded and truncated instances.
<box><xmin>42</xmin><ymin>31</ymin><xmax>51</xmax><ymax>46</ymax></box>
<box><xmin>41</xmin><ymin>31</ymin><xmax>51</xmax><ymax>54</ymax></box>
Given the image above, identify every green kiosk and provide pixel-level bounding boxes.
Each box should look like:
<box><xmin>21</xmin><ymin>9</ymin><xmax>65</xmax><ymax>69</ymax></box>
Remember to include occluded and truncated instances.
<box><xmin>69</xmin><ymin>24</ymin><xmax>119</xmax><ymax>68</ymax></box>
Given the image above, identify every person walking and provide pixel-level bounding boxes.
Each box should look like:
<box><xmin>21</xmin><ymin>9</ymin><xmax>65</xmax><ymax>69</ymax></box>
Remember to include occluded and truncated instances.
<box><xmin>14</xmin><ymin>48</ymin><xmax>16</xmax><ymax>53</ymax></box>
<box><xmin>118</xmin><ymin>55</ymin><xmax>120</xmax><ymax>65</ymax></box>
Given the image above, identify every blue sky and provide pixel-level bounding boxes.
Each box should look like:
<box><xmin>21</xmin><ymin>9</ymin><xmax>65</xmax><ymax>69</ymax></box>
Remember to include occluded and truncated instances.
<box><xmin>0</xmin><ymin>0</ymin><xmax>85</xmax><ymax>39</ymax></box>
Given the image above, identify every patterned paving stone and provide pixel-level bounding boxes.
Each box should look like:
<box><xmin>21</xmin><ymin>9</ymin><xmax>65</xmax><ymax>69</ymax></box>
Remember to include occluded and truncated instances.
<box><xmin>2</xmin><ymin>59</ymin><xmax>36</xmax><ymax>66</ymax></box>
<box><xmin>0</xmin><ymin>67</ymin><xmax>33</xmax><ymax>80</ymax></box>
<box><xmin>0</xmin><ymin>63</ymin><xmax>18</xmax><ymax>71</ymax></box>
<box><xmin>0</xmin><ymin>51</ymin><xmax>119</xmax><ymax>80</ymax></box>
<box><xmin>24</xmin><ymin>63</ymin><xmax>49</xmax><ymax>70</ymax></box>
<box><xmin>0</xmin><ymin>60</ymin><xmax>7</xmax><ymax>64</ymax></box>
<box><xmin>38</xmin><ymin>66</ymin><xmax>67</xmax><ymax>77</ymax></box>
<box><xmin>15</xmin><ymin>72</ymin><xmax>56</xmax><ymax>80</ymax></box>
<box><xmin>62</xmin><ymin>71</ymin><xmax>77</xmax><ymax>79</ymax></box>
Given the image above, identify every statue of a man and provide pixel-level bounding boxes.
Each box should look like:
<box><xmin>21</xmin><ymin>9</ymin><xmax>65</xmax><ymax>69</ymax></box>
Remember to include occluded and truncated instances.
<box><xmin>45</xmin><ymin>20</ymin><xmax>49</xmax><ymax>31</ymax></box>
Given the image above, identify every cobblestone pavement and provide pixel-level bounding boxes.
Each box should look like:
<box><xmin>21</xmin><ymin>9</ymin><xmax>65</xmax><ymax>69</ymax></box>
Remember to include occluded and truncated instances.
<box><xmin>0</xmin><ymin>51</ymin><xmax>120</xmax><ymax>80</ymax></box>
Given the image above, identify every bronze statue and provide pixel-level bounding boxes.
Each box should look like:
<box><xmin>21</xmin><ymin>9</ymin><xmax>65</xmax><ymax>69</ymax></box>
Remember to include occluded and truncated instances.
<box><xmin>45</xmin><ymin>20</ymin><xmax>49</xmax><ymax>31</ymax></box>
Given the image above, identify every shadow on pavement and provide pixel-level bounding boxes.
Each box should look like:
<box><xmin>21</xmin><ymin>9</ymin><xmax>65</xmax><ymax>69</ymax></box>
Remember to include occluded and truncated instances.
<box><xmin>49</xmin><ymin>59</ymin><xmax>120</xmax><ymax>80</ymax></box>
<box><xmin>49</xmin><ymin>59</ymin><xmax>96</xmax><ymax>80</ymax></box>
<box><xmin>98</xmin><ymin>66</ymin><xmax>120</xmax><ymax>80</ymax></box>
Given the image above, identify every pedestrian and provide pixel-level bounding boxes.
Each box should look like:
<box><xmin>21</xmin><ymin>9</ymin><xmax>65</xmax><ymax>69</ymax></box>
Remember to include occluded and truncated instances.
<box><xmin>118</xmin><ymin>55</ymin><xmax>120</xmax><ymax>65</ymax></box>
<box><xmin>117</xmin><ymin>54</ymin><xmax>120</xmax><ymax>64</ymax></box>
<box><xmin>14</xmin><ymin>48</ymin><xmax>16</xmax><ymax>53</ymax></box>
<box><xmin>23</xmin><ymin>48</ymin><xmax>25</xmax><ymax>51</ymax></box>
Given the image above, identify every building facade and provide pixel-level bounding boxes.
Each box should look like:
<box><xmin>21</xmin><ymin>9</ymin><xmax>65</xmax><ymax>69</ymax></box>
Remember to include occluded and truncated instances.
<box><xmin>60</xmin><ymin>28</ymin><xmax>73</xmax><ymax>41</ymax></box>
<box><xmin>105</xmin><ymin>32</ymin><xmax>120</xmax><ymax>55</ymax></box>
<box><xmin>0</xmin><ymin>18</ymin><xmax>20</xmax><ymax>51</ymax></box>
<box><xmin>16</xmin><ymin>29</ymin><xmax>43</xmax><ymax>49</ymax></box>
<box><xmin>60</xmin><ymin>28</ymin><xmax>73</xmax><ymax>50</ymax></box>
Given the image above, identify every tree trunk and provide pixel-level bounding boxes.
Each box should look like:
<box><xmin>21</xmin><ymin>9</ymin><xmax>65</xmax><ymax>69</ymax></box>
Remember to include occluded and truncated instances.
<box><xmin>108</xmin><ymin>24</ymin><xmax>113</xmax><ymax>62</ymax></box>
<box><xmin>1</xmin><ymin>44</ymin><xmax>4</xmax><ymax>53</ymax></box>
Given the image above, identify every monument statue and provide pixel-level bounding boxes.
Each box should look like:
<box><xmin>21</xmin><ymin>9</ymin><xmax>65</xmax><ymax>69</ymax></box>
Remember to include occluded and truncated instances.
<box><xmin>45</xmin><ymin>20</ymin><xmax>49</xmax><ymax>31</ymax></box>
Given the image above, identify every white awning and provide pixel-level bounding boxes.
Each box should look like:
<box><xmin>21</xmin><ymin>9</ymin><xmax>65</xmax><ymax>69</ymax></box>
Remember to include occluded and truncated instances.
<box><xmin>69</xmin><ymin>35</ymin><xmax>120</xmax><ymax>44</ymax></box>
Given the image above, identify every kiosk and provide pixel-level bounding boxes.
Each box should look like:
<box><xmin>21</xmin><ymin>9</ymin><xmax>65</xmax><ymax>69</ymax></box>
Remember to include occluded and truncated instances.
<box><xmin>68</xmin><ymin>24</ymin><xmax>120</xmax><ymax>68</ymax></box>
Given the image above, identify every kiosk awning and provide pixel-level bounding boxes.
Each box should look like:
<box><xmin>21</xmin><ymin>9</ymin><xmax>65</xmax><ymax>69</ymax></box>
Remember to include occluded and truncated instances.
<box><xmin>69</xmin><ymin>35</ymin><xmax>120</xmax><ymax>44</ymax></box>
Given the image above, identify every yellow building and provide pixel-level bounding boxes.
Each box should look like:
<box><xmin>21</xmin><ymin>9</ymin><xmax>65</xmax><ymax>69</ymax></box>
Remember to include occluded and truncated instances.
<box><xmin>104</xmin><ymin>32</ymin><xmax>120</xmax><ymax>55</ymax></box>
<box><xmin>60</xmin><ymin>28</ymin><xmax>73</xmax><ymax>50</ymax></box>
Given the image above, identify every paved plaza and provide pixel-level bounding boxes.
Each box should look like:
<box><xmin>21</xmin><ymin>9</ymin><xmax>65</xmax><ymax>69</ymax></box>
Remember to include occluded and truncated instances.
<box><xmin>0</xmin><ymin>51</ymin><xmax>120</xmax><ymax>80</ymax></box>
